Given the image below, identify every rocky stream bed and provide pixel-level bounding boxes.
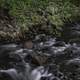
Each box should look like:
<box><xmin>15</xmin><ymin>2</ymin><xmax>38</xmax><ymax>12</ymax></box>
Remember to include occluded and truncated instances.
<box><xmin>0</xmin><ymin>22</ymin><xmax>80</xmax><ymax>80</ymax></box>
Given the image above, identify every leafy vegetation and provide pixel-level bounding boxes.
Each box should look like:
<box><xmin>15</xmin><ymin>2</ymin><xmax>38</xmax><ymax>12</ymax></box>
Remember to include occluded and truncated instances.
<box><xmin>0</xmin><ymin>0</ymin><xmax>80</xmax><ymax>41</ymax></box>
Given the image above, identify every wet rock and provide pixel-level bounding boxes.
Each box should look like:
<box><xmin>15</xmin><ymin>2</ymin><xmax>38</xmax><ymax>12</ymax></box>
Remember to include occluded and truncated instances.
<box><xmin>62</xmin><ymin>21</ymin><xmax>80</xmax><ymax>43</ymax></box>
<box><xmin>23</xmin><ymin>40</ymin><xmax>33</xmax><ymax>49</ymax></box>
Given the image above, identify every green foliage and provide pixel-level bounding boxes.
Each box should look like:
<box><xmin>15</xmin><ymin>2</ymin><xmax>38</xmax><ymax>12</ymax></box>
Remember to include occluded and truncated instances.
<box><xmin>0</xmin><ymin>0</ymin><xmax>80</xmax><ymax>37</ymax></box>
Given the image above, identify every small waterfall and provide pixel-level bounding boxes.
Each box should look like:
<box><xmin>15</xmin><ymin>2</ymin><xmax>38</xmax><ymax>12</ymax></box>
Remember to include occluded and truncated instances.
<box><xmin>0</xmin><ymin>33</ymin><xmax>80</xmax><ymax>80</ymax></box>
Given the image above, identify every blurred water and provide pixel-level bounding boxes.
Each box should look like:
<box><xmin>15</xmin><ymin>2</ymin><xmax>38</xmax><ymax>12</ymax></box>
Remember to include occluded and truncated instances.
<box><xmin>0</xmin><ymin>34</ymin><xmax>80</xmax><ymax>80</ymax></box>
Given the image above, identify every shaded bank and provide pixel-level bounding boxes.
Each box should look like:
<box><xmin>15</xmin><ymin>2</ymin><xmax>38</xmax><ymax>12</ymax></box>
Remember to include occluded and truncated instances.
<box><xmin>0</xmin><ymin>8</ymin><xmax>80</xmax><ymax>44</ymax></box>
<box><xmin>0</xmin><ymin>0</ymin><xmax>80</xmax><ymax>43</ymax></box>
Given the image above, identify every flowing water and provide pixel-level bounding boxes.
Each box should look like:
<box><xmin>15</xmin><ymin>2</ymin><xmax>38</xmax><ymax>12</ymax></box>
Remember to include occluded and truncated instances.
<box><xmin>0</xmin><ymin>22</ymin><xmax>80</xmax><ymax>80</ymax></box>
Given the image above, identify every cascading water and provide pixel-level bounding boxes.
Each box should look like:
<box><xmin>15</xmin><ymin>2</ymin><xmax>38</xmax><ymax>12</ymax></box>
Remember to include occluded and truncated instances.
<box><xmin>0</xmin><ymin>22</ymin><xmax>80</xmax><ymax>80</ymax></box>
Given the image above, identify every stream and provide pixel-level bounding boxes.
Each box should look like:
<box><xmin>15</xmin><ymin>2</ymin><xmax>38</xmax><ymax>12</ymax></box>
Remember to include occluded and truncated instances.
<box><xmin>0</xmin><ymin>22</ymin><xmax>80</xmax><ymax>80</ymax></box>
